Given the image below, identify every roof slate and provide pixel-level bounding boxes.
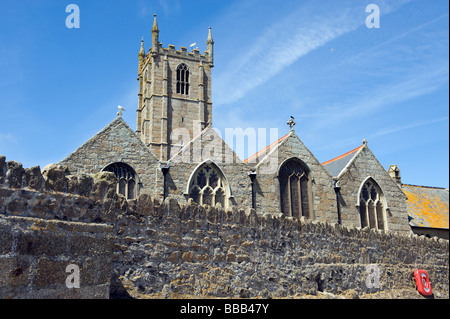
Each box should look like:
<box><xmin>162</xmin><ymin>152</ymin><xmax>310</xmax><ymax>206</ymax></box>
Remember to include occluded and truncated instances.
<box><xmin>322</xmin><ymin>145</ymin><xmax>363</xmax><ymax>177</ymax></box>
<box><xmin>244</xmin><ymin>133</ymin><xmax>290</xmax><ymax>164</ymax></box>
<box><xmin>402</xmin><ymin>184</ymin><xmax>449</xmax><ymax>229</ymax></box>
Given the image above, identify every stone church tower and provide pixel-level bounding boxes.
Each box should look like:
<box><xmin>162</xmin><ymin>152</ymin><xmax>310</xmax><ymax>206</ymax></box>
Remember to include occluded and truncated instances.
<box><xmin>136</xmin><ymin>15</ymin><xmax>214</xmax><ymax>161</ymax></box>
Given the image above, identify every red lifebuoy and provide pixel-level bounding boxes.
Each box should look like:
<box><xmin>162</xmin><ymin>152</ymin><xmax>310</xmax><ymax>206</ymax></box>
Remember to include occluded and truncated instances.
<box><xmin>414</xmin><ymin>270</ymin><xmax>432</xmax><ymax>296</ymax></box>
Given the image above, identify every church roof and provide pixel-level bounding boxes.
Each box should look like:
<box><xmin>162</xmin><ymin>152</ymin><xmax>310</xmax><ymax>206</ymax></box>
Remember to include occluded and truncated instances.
<box><xmin>402</xmin><ymin>184</ymin><xmax>449</xmax><ymax>229</ymax></box>
<box><xmin>244</xmin><ymin>133</ymin><xmax>289</xmax><ymax>164</ymax></box>
<box><xmin>322</xmin><ymin>145</ymin><xmax>364</xmax><ymax>177</ymax></box>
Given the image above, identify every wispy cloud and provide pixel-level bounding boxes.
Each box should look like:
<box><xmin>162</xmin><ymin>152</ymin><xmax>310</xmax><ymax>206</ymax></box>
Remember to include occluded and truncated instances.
<box><xmin>214</xmin><ymin>1</ymin><xmax>410</xmax><ymax>106</ymax></box>
<box><xmin>305</xmin><ymin>59</ymin><xmax>449</xmax><ymax>140</ymax></box>
<box><xmin>370</xmin><ymin>116</ymin><xmax>449</xmax><ymax>139</ymax></box>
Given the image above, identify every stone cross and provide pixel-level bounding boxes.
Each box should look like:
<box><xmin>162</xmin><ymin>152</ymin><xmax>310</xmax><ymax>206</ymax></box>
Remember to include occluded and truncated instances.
<box><xmin>287</xmin><ymin>116</ymin><xmax>296</xmax><ymax>131</ymax></box>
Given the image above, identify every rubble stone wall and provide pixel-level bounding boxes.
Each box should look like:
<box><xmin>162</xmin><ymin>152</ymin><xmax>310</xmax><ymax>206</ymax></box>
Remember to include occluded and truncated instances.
<box><xmin>0</xmin><ymin>156</ymin><xmax>448</xmax><ymax>299</ymax></box>
<box><xmin>112</xmin><ymin>196</ymin><xmax>449</xmax><ymax>298</ymax></box>
<box><xmin>0</xmin><ymin>156</ymin><xmax>115</xmax><ymax>299</ymax></box>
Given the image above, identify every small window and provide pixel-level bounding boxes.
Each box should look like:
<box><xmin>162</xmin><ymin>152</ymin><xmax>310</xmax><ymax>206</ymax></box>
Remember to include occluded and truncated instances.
<box><xmin>176</xmin><ymin>63</ymin><xmax>189</xmax><ymax>95</ymax></box>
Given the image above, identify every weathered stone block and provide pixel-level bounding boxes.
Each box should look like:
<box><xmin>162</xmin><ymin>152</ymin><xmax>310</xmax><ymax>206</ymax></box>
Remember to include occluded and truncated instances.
<box><xmin>0</xmin><ymin>256</ymin><xmax>31</xmax><ymax>288</ymax></box>
<box><xmin>42</xmin><ymin>163</ymin><xmax>67</xmax><ymax>192</ymax></box>
<box><xmin>6</xmin><ymin>161</ymin><xmax>23</xmax><ymax>189</ymax></box>
<box><xmin>78</xmin><ymin>174</ymin><xmax>94</xmax><ymax>197</ymax></box>
<box><xmin>22</xmin><ymin>166</ymin><xmax>44</xmax><ymax>191</ymax></box>
<box><xmin>66</xmin><ymin>175</ymin><xmax>79</xmax><ymax>194</ymax></box>
<box><xmin>16</xmin><ymin>232</ymin><xmax>67</xmax><ymax>256</ymax></box>
<box><xmin>33</xmin><ymin>257</ymin><xmax>68</xmax><ymax>288</ymax></box>
<box><xmin>181</xmin><ymin>251</ymin><xmax>194</xmax><ymax>262</ymax></box>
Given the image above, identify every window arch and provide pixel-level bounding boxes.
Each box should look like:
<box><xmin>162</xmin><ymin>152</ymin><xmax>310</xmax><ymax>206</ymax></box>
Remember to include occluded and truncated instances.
<box><xmin>278</xmin><ymin>158</ymin><xmax>311</xmax><ymax>219</ymax></box>
<box><xmin>358</xmin><ymin>178</ymin><xmax>386</xmax><ymax>231</ymax></box>
<box><xmin>188</xmin><ymin>162</ymin><xmax>229</xmax><ymax>208</ymax></box>
<box><xmin>102</xmin><ymin>162</ymin><xmax>138</xmax><ymax>200</ymax></box>
<box><xmin>176</xmin><ymin>63</ymin><xmax>189</xmax><ymax>95</ymax></box>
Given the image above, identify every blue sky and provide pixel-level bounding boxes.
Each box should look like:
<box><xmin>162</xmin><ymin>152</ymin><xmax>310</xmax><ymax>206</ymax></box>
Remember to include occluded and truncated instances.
<box><xmin>0</xmin><ymin>0</ymin><xmax>448</xmax><ymax>188</ymax></box>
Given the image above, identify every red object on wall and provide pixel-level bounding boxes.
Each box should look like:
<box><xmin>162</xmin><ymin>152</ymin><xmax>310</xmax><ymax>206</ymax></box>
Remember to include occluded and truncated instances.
<box><xmin>414</xmin><ymin>270</ymin><xmax>432</xmax><ymax>296</ymax></box>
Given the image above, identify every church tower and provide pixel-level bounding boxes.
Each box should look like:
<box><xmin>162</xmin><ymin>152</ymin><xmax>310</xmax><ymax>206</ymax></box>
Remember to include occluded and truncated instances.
<box><xmin>136</xmin><ymin>15</ymin><xmax>214</xmax><ymax>161</ymax></box>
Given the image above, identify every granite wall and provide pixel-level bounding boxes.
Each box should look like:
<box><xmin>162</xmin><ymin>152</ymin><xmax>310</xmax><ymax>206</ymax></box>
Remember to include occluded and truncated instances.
<box><xmin>111</xmin><ymin>196</ymin><xmax>449</xmax><ymax>298</ymax></box>
<box><xmin>0</xmin><ymin>156</ymin><xmax>115</xmax><ymax>299</ymax></box>
<box><xmin>1</xmin><ymin>155</ymin><xmax>448</xmax><ymax>299</ymax></box>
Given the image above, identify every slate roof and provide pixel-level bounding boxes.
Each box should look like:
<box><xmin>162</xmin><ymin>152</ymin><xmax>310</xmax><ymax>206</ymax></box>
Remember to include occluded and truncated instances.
<box><xmin>402</xmin><ymin>184</ymin><xmax>449</xmax><ymax>229</ymax></box>
<box><xmin>244</xmin><ymin>133</ymin><xmax>290</xmax><ymax>164</ymax></box>
<box><xmin>321</xmin><ymin>145</ymin><xmax>364</xmax><ymax>177</ymax></box>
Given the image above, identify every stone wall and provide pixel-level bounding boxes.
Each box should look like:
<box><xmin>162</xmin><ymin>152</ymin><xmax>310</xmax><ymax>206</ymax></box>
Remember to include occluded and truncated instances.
<box><xmin>0</xmin><ymin>215</ymin><xmax>113</xmax><ymax>299</ymax></box>
<box><xmin>1</xmin><ymin>155</ymin><xmax>448</xmax><ymax>299</ymax></box>
<box><xmin>112</xmin><ymin>196</ymin><xmax>449</xmax><ymax>298</ymax></box>
<box><xmin>0</xmin><ymin>155</ymin><xmax>115</xmax><ymax>298</ymax></box>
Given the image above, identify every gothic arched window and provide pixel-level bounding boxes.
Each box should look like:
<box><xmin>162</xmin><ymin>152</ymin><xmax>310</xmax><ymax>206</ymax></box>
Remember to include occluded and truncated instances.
<box><xmin>279</xmin><ymin>158</ymin><xmax>311</xmax><ymax>219</ymax></box>
<box><xmin>102</xmin><ymin>162</ymin><xmax>138</xmax><ymax>200</ymax></box>
<box><xmin>176</xmin><ymin>63</ymin><xmax>189</xmax><ymax>95</ymax></box>
<box><xmin>188</xmin><ymin>163</ymin><xmax>228</xmax><ymax>208</ymax></box>
<box><xmin>359</xmin><ymin>178</ymin><xmax>386</xmax><ymax>231</ymax></box>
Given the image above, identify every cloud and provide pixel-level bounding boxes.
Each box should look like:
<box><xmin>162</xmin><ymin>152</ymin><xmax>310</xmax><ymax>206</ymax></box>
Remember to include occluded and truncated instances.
<box><xmin>370</xmin><ymin>116</ymin><xmax>449</xmax><ymax>139</ymax></box>
<box><xmin>213</xmin><ymin>1</ymin><xmax>410</xmax><ymax>106</ymax></box>
<box><xmin>303</xmin><ymin>58</ymin><xmax>449</xmax><ymax>143</ymax></box>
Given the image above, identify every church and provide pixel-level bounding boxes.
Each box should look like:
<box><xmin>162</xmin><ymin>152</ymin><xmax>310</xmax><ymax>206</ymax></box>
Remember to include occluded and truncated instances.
<box><xmin>59</xmin><ymin>15</ymin><xmax>447</xmax><ymax>238</ymax></box>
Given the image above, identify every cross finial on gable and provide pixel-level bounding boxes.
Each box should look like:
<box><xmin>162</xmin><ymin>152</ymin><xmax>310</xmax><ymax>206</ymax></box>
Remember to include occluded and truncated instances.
<box><xmin>287</xmin><ymin>116</ymin><xmax>296</xmax><ymax>131</ymax></box>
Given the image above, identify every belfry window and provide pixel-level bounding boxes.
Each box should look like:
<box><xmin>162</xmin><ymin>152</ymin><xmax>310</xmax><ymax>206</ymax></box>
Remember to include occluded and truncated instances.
<box><xmin>188</xmin><ymin>163</ymin><xmax>228</xmax><ymax>208</ymax></box>
<box><xmin>359</xmin><ymin>178</ymin><xmax>386</xmax><ymax>231</ymax></box>
<box><xmin>279</xmin><ymin>158</ymin><xmax>311</xmax><ymax>219</ymax></box>
<box><xmin>176</xmin><ymin>63</ymin><xmax>189</xmax><ymax>95</ymax></box>
<box><xmin>102</xmin><ymin>162</ymin><xmax>138</xmax><ymax>200</ymax></box>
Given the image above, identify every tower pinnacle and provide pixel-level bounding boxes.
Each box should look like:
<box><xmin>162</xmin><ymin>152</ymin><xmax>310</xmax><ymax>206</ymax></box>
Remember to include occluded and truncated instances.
<box><xmin>139</xmin><ymin>37</ymin><xmax>145</xmax><ymax>60</ymax></box>
<box><xmin>207</xmin><ymin>27</ymin><xmax>214</xmax><ymax>67</ymax></box>
<box><xmin>152</xmin><ymin>14</ymin><xmax>159</xmax><ymax>56</ymax></box>
<box><xmin>152</xmin><ymin>14</ymin><xmax>159</xmax><ymax>33</ymax></box>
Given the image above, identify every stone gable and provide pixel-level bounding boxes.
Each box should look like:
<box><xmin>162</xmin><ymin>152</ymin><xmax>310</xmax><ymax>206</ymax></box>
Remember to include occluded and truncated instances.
<box><xmin>334</xmin><ymin>144</ymin><xmax>410</xmax><ymax>232</ymax></box>
<box><xmin>254</xmin><ymin>131</ymin><xmax>337</xmax><ymax>222</ymax></box>
<box><xmin>59</xmin><ymin>116</ymin><xmax>160</xmax><ymax>197</ymax></box>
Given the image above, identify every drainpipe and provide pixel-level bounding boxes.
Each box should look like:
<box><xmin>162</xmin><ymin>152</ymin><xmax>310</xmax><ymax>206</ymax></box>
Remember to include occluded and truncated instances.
<box><xmin>248</xmin><ymin>170</ymin><xmax>257</xmax><ymax>209</ymax></box>
<box><xmin>159</xmin><ymin>161</ymin><xmax>170</xmax><ymax>200</ymax></box>
<box><xmin>334</xmin><ymin>179</ymin><xmax>342</xmax><ymax>225</ymax></box>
